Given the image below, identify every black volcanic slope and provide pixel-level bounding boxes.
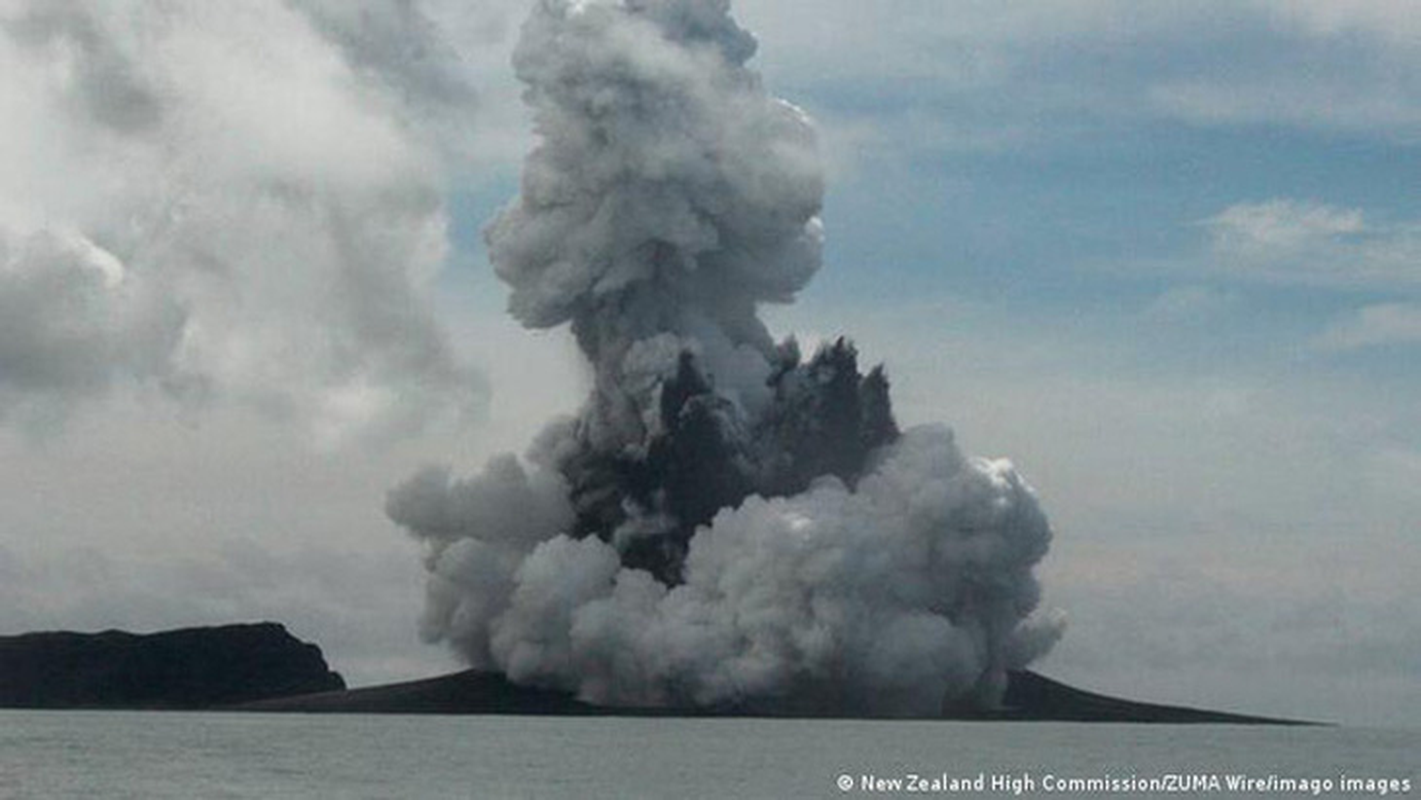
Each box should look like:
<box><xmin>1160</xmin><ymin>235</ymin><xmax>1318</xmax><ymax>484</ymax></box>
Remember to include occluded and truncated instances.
<box><xmin>992</xmin><ymin>670</ymin><xmax>1310</xmax><ymax>724</ymax></box>
<box><xmin>240</xmin><ymin>669</ymin><xmax>1312</xmax><ymax>724</ymax></box>
<box><xmin>0</xmin><ymin>623</ymin><xmax>345</xmax><ymax>710</ymax></box>
<box><xmin>239</xmin><ymin>670</ymin><xmax>603</xmax><ymax>715</ymax></box>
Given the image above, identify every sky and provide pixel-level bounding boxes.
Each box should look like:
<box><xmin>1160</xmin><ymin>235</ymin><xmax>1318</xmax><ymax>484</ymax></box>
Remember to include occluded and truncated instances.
<box><xmin>1</xmin><ymin>0</ymin><xmax>1417</xmax><ymax>726</ymax></box>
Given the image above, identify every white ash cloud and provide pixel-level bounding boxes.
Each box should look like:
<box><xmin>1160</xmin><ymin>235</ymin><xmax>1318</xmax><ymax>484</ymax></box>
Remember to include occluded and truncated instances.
<box><xmin>389</xmin><ymin>0</ymin><xmax>1062</xmax><ymax>716</ymax></box>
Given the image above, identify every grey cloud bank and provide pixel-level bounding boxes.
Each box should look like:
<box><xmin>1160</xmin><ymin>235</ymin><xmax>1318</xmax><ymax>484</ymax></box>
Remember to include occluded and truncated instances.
<box><xmin>0</xmin><ymin>0</ymin><xmax>481</xmax><ymax>440</ymax></box>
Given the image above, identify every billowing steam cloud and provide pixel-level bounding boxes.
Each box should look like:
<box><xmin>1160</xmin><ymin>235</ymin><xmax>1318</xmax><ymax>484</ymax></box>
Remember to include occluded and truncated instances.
<box><xmin>389</xmin><ymin>0</ymin><xmax>1063</xmax><ymax>716</ymax></box>
<box><xmin>0</xmin><ymin>0</ymin><xmax>480</xmax><ymax>440</ymax></box>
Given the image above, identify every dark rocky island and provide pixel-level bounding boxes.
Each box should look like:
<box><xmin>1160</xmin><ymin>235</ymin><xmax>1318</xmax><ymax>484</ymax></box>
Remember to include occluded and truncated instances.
<box><xmin>0</xmin><ymin>623</ymin><xmax>344</xmax><ymax>709</ymax></box>
<box><xmin>241</xmin><ymin>668</ymin><xmax>1312</xmax><ymax>724</ymax></box>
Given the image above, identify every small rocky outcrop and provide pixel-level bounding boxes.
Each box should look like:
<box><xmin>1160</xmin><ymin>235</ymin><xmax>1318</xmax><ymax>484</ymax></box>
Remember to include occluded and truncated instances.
<box><xmin>0</xmin><ymin>622</ymin><xmax>345</xmax><ymax>710</ymax></box>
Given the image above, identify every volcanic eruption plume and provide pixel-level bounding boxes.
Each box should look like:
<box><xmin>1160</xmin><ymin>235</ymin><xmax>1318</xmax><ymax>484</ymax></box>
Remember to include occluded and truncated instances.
<box><xmin>388</xmin><ymin>0</ymin><xmax>1063</xmax><ymax>716</ymax></box>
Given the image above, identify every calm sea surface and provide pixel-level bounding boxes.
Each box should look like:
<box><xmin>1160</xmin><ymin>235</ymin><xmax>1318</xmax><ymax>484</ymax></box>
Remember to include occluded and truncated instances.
<box><xmin>0</xmin><ymin>711</ymin><xmax>1413</xmax><ymax>799</ymax></box>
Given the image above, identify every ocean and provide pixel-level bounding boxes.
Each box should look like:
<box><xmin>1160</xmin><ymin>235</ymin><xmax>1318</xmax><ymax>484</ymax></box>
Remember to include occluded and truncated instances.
<box><xmin>0</xmin><ymin>711</ymin><xmax>1413</xmax><ymax>799</ymax></box>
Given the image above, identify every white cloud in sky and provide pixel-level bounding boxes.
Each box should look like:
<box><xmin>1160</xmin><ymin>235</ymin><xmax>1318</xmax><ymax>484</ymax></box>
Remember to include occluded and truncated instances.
<box><xmin>1205</xmin><ymin>199</ymin><xmax>1364</xmax><ymax>256</ymax></box>
<box><xmin>299</xmin><ymin>0</ymin><xmax>534</xmax><ymax>171</ymax></box>
<box><xmin>1256</xmin><ymin>0</ymin><xmax>1421</xmax><ymax>45</ymax></box>
<box><xmin>1317</xmin><ymin>303</ymin><xmax>1421</xmax><ymax>351</ymax></box>
<box><xmin>0</xmin><ymin>0</ymin><xmax>488</xmax><ymax>441</ymax></box>
<box><xmin>1200</xmin><ymin>199</ymin><xmax>1421</xmax><ymax>290</ymax></box>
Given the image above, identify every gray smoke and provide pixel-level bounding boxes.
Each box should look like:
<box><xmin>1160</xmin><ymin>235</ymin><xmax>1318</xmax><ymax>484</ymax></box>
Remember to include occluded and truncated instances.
<box><xmin>389</xmin><ymin>0</ymin><xmax>1063</xmax><ymax>716</ymax></box>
